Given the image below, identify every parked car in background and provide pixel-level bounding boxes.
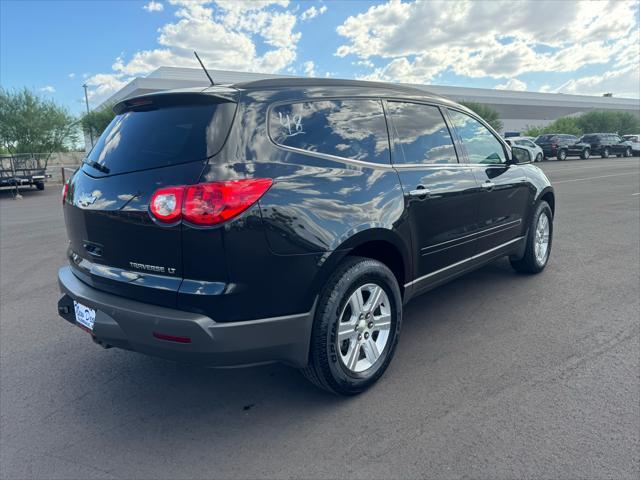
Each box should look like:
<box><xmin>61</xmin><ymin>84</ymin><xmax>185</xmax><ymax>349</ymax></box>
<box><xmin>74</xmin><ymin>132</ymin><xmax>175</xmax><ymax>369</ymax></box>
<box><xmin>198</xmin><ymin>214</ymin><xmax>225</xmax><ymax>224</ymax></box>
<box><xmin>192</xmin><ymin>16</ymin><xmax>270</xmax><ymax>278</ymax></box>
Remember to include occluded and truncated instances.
<box><xmin>534</xmin><ymin>134</ymin><xmax>591</xmax><ymax>160</ymax></box>
<box><xmin>621</xmin><ymin>134</ymin><xmax>640</xmax><ymax>155</ymax></box>
<box><xmin>505</xmin><ymin>137</ymin><xmax>544</xmax><ymax>162</ymax></box>
<box><xmin>56</xmin><ymin>78</ymin><xmax>555</xmax><ymax>395</ymax></box>
<box><xmin>579</xmin><ymin>133</ymin><xmax>633</xmax><ymax>158</ymax></box>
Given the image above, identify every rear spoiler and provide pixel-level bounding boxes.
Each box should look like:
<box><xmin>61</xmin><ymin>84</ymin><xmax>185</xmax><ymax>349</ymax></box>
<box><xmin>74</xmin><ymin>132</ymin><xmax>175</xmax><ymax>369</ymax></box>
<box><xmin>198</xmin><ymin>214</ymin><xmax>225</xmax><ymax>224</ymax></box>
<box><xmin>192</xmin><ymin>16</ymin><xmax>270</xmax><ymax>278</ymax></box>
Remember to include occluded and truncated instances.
<box><xmin>113</xmin><ymin>90</ymin><xmax>238</xmax><ymax>115</ymax></box>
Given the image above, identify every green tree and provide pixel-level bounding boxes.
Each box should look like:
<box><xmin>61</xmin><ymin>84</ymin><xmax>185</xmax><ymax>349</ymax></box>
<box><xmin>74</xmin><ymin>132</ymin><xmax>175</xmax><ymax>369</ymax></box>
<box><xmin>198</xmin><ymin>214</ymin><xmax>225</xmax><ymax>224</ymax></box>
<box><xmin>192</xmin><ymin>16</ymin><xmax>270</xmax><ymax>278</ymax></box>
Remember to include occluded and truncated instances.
<box><xmin>523</xmin><ymin>110</ymin><xmax>640</xmax><ymax>138</ymax></box>
<box><xmin>522</xmin><ymin>117</ymin><xmax>582</xmax><ymax>137</ymax></box>
<box><xmin>81</xmin><ymin>103</ymin><xmax>115</xmax><ymax>140</ymax></box>
<box><xmin>576</xmin><ymin>111</ymin><xmax>640</xmax><ymax>136</ymax></box>
<box><xmin>0</xmin><ymin>88</ymin><xmax>77</xmax><ymax>156</ymax></box>
<box><xmin>460</xmin><ymin>101</ymin><xmax>503</xmax><ymax>132</ymax></box>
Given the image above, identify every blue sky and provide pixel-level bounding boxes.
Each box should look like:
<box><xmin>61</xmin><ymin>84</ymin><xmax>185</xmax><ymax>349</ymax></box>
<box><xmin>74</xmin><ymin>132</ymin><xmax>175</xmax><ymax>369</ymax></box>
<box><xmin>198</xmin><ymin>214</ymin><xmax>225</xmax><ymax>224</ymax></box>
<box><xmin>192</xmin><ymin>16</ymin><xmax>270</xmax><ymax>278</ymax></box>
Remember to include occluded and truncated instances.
<box><xmin>1</xmin><ymin>0</ymin><xmax>639</xmax><ymax>115</ymax></box>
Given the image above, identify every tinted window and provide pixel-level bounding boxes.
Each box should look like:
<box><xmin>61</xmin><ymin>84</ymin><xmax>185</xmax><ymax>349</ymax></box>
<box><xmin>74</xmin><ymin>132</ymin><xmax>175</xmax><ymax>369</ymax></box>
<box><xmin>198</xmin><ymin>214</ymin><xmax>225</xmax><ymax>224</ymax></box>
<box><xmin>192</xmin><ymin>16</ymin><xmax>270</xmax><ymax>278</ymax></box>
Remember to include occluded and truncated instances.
<box><xmin>536</xmin><ymin>135</ymin><xmax>557</xmax><ymax>143</ymax></box>
<box><xmin>86</xmin><ymin>99</ymin><xmax>233</xmax><ymax>176</ymax></box>
<box><xmin>270</xmin><ymin>99</ymin><xmax>390</xmax><ymax>164</ymax></box>
<box><xmin>448</xmin><ymin>110</ymin><xmax>506</xmax><ymax>164</ymax></box>
<box><xmin>387</xmin><ymin>102</ymin><xmax>457</xmax><ymax>165</ymax></box>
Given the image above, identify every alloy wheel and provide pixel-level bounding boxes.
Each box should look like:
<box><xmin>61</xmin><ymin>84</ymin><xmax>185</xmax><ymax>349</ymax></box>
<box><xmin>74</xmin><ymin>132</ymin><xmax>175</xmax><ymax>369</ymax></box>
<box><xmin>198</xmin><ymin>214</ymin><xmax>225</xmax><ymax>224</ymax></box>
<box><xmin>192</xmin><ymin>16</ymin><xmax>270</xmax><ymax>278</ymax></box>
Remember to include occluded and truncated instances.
<box><xmin>534</xmin><ymin>212</ymin><xmax>550</xmax><ymax>266</ymax></box>
<box><xmin>337</xmin><ymin>283</ymin><xmax>392</xmax><ymax>373</ymax></box>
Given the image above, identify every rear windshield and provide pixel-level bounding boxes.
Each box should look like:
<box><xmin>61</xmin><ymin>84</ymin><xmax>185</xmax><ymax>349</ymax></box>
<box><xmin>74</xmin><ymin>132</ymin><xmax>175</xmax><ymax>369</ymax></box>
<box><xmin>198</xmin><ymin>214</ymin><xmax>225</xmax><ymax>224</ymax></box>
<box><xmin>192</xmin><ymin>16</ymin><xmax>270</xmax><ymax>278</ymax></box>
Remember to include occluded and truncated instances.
<box><xmin>84</xmin><ymin>95</ymin><xmax>235</xmax><ymax>176</ymax></box>
<box><xmin>535</xmin><ymin>135</ymin><xmax>556</xmax><ymax>142</ymax></box>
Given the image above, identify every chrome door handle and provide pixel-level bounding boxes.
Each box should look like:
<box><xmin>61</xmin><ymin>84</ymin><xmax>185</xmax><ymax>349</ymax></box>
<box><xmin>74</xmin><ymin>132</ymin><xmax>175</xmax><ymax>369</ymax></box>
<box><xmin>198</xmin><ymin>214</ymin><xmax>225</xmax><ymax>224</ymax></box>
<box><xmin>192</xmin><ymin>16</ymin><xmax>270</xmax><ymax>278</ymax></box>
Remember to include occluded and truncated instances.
<box><xmin>407</xmin><ymin>185</ymin><xmax>430</xmax><ymax>197</ymax></box>
<box><xmin>481</xmin><ymin>181</ymin><xmax>495</xmax><ymax>191</ymax></box>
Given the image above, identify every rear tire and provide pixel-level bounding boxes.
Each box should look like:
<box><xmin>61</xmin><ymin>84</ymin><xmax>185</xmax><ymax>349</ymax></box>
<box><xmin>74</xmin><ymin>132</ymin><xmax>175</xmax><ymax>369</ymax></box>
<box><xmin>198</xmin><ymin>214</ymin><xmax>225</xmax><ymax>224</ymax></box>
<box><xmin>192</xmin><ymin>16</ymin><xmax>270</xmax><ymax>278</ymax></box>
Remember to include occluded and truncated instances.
<box><xmin>557</xmin><ymin>149</ymin><xmax>567</xmax><ymax>161</ymax></box>
<box><xmin>510</xmin><ymin>201</ymin><xmax>553</xmax><ymax>274</ymax></box>
<box><xmin>625</xmin><ymin>147</ymin><xmax>632</xmax><ymax>157</ymax></box>
<box><xmin>601</xmin><ymin>147</ymin><xmax>610</xmax><ymax>158</ymax></box>
<box><xmin>581</xmin><ymin>149</ymin><xmax>590</xmax><ymax>159</ymax></box>
<box><xmin>535</xmin><ymin>153</ymin><xmax>542</xmax><ymax>163</ymax></box>
<box><xmin>301</xmin><ymin>256</ymin><xmax>402</xmax><ymax>395</ymax></box>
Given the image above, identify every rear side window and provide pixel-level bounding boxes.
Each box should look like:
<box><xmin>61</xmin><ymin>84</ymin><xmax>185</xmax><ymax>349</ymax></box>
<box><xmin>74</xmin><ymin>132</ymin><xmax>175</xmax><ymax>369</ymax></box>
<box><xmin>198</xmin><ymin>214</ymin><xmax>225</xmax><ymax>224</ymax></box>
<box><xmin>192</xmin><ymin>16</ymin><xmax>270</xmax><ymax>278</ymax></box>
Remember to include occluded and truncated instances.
<box><xmin>85</xmin><ymin>96</ymin><xmax>235</xmax><ymax>176</ymax></box>
<box><xmin>536</xmin><ymin>135</ymin><xmax>557</xmax><ymax>142</ymax></box>
<box><xmin>386</xmin><ymin>102</ymin><xmax>458</xmax><ymax>165</ymax></box>
<box><xmin>448</xmin><ymin>110</ymin><xmax>506</xmax><ymax>164</ymax></box>
<box><xmin>269</xmin><ymin>99</ymin><xmax>390</xmax><ymax>164</ymax></box>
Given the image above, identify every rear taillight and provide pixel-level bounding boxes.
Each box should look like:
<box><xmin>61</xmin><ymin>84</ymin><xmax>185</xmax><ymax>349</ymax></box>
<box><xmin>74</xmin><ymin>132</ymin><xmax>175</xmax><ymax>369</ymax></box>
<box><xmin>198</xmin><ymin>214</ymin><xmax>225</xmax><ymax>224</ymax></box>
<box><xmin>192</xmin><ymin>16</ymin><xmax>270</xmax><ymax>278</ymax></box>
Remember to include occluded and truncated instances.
<box><xmin>149</xmin><ymin>179</ymin><xmax>273</xmax><ymax>226</ymax></box>
<box><xmin>61</xmin><ymin>182</ymin><xmax>69</xmax><ymax>205</ymax></box>
<box><xmin>150</xmin><ymin>186</ymin><xmax>184</xmax><ymax>223</ymax></box>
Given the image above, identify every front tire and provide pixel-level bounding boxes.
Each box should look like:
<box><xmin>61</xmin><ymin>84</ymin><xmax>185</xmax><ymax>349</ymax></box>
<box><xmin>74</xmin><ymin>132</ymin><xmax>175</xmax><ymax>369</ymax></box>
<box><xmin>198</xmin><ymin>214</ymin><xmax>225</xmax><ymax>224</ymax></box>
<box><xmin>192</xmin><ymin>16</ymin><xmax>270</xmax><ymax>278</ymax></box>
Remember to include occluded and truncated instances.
<box><xmin>35</xmin><ymin>181</ymin><xmax>45</xmax><ymax>191</ymax></box>
<box><xmin>510</xmin><ymin>201</ymin><xmax>553</xmax><ymax>274</ymax></box>
<box><xmin>535</xmin><ymin>153</ymin><xmax>542</xmax><ymax>163</ymax></box>
<box><xmin>581</xmin><ymin>149</ymin><xmax>590</xmax><ymax>159</ymax></box>
<box><xmin>301</xmin><ymin>256</ymin><xmax>402</xmax><ymax>395</ymax></box>
<box><xmin>601</xmin><ymin>147</ymin><xmax>610</xmax><ymax>158</ymax></box>
<box><xmin>557</xmin><ymin>149</ymin><xmax>567</xmax><ymax>161</ymax></box>
<box><xmin>624</xmin><ymin>147</ymin><xmax>632</xmax><ymax>157</ymax></box>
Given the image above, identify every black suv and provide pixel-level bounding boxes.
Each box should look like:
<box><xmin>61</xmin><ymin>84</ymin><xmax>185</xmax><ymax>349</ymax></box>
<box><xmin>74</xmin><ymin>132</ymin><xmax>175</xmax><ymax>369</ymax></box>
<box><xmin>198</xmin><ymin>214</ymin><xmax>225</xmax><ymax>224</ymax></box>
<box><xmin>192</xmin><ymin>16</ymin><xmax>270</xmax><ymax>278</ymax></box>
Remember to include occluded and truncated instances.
<box><xmin>534</xmin><ymin>134</ymin><xmax>591</xmax><ymax>160</ymax></box>
<box><xmin>579</xmin><ymin>133</ymin><xmax>633</xmax><ymax>158</ymax></box>
<box><xmin>57</xmin><ymin>79</ymin><xmax>555</xmax><ymax>395</ymax></box>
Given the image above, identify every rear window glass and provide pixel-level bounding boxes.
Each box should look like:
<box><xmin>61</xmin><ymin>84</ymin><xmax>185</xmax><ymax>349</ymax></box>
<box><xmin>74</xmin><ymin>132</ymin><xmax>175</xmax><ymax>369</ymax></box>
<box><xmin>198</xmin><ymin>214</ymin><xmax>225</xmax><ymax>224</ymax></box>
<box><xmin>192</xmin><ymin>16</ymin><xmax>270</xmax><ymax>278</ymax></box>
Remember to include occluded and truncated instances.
<box><xmin>269</xmin><ymin>99</ymin><xmax>390</xmax><ymax>164</ymax></box>
<box><xmin>387</xmin><ymin>102</ymin><xmax>457</xmax><ymax>164</ymax></box>
<box><xmin>85</xmin><ymin>97</ymin><xmax>235</xmax><ymax>176</ymax></box>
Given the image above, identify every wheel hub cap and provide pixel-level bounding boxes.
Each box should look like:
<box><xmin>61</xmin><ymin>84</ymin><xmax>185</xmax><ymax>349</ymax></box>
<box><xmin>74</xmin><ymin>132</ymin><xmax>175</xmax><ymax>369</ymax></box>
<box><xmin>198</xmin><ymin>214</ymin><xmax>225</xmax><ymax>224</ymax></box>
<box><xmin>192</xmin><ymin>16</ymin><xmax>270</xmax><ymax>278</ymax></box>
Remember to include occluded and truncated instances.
<box><xmin>337</xmin><ymin>283</ymin><xmax>391</xmax><ymax>373</ymax></box>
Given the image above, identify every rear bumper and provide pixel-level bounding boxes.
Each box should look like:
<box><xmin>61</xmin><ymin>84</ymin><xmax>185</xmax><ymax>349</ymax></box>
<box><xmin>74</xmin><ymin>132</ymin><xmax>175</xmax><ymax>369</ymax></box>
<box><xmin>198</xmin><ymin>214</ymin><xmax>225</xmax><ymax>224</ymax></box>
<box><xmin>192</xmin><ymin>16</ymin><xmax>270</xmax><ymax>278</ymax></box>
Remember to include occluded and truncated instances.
<box><xmin>57</xmin><ymin>266</ymin><xmax>314</xmax><ymax>368</ymax></box>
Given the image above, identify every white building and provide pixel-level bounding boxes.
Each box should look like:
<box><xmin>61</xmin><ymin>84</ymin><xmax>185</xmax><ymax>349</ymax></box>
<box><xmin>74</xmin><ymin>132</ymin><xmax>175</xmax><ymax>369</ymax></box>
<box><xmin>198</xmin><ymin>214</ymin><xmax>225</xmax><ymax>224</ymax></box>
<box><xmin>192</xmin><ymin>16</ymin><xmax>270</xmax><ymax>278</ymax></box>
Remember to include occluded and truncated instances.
<box><xmin>101</xmin><ymin>66</ymin><xmax>640</xmax><ymax>135</ymax></box>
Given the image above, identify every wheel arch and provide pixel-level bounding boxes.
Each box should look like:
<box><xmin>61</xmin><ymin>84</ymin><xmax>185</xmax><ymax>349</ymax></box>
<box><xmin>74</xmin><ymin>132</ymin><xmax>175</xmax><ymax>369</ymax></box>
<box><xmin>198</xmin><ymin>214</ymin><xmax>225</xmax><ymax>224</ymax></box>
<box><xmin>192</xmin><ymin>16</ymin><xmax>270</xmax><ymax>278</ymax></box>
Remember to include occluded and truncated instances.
<box><xmin>540</xmin><ymin>188</ymin><xmax>555</xmax><ymax>216</ymax></box>
<box><xmin>310</xmin><ymin>229</ymin><xmax>411</xmax><ymax>301</ymax></box>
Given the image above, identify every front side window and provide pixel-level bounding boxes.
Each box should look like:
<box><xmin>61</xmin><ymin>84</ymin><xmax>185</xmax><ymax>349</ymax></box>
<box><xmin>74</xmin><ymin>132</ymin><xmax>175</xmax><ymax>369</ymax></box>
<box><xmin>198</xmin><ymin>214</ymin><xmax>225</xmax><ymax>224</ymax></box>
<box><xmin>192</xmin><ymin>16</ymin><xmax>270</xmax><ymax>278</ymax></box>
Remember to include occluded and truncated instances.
<box><xmin>387</xmin><ymin>102</ymin><xmax>457</xmax><ymax>165</ymax></box>
<box><xmin>448</xmin><ymin>110</ymin><xmax>506</xmax><ymax>164</ymax></box>
<box><xmin>269</xmin><ymin>99</ymin><xmax>390</xmax><ymax>164</ymax></box>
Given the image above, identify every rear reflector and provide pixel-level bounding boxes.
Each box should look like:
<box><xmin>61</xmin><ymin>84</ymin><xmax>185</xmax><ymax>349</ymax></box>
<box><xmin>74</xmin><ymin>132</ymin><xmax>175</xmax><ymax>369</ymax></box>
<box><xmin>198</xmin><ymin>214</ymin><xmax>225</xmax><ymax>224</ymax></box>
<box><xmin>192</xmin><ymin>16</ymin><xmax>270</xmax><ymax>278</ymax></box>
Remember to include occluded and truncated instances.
<box><xmin>153</xmin><ymin>332</ymin><xmax>191</xmax><ymax>343</ymax></box>
<box><xmin>62</xmin><ymin>183</ymin><xmax>69</xmax><ymax>204</ymax></box>
<box><xmin>149</xmin><ymin>179</ymin><xmax>273</xmax><ymax>226</ymax></box>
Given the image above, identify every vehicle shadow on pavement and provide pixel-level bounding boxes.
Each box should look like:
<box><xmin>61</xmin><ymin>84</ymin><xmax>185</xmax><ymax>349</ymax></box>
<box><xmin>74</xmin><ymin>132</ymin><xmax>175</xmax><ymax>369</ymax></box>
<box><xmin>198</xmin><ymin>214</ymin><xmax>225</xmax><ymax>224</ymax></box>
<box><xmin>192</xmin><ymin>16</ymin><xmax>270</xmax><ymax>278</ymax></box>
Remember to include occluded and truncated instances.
<box><xmin>53</xmin><ymin>258</ymin><xmax>525</xmax><ymax>420</ymax></box>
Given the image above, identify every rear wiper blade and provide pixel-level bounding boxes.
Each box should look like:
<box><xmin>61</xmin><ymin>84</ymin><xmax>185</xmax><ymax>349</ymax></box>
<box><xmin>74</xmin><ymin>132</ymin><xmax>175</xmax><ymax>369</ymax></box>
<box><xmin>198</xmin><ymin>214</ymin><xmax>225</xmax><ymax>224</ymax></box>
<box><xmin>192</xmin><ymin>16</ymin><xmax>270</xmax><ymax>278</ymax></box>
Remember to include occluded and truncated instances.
<box><xmin>83</xmin><ymin>159</ymin><xmax>110</xmax><ymax>174</ymax></box>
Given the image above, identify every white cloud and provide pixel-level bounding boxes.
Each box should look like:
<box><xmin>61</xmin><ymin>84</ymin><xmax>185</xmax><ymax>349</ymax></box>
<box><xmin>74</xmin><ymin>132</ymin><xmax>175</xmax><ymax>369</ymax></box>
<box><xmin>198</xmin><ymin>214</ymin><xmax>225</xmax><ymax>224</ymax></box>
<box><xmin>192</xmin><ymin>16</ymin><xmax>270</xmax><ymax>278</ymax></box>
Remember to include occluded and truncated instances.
<box><xmin>302</xmin><ymin>60</ymin><xmax>315</xmax><ymax>76</ymax></box>
<box><xmin>495</xmin><ymin>78</ymin><xmax>527</xmax><ymax>91</ymax></box>
<box><xmin>300</xmin><ymin>5</ymin><xmax>327</xmax><ymax>21</ymax></box>
<box><xmin>553</xmin><ymin>64</ymin><xmax>640</xmax><ymax>98</ymax></box>
<box><xmin>336</xmin><ymin>0</ymin><xmax>639</xmax><ymax>85</ymax></box>
<box><xmin>143</xmin><ymin>1</ymin><xmax>164</xmax><ymax>12</ymax></box>
<box><xmin>87</xmin><ymin>0</ymin><xmax>300</xmax><ymax>103</ymax></box>
<box><xmin>84</xmin><ymin>73</ymin><xmax>131</xmax><ymax>100</ymax></box>
<box><xmin>40</xmin><ymin>86</ymin><xmax>55</xmax><ymax>93</ymax></box>
<box><xmin>68</xmin><ymin>73</ymin><xmax>75</xmax><ymax>79</ymax></box>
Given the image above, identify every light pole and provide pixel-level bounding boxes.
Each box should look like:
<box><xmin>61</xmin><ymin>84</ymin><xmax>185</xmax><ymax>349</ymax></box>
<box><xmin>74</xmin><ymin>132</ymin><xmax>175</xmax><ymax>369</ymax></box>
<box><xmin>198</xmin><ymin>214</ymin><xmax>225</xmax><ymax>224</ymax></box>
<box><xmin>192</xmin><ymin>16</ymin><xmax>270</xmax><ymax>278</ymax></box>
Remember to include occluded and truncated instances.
<box><xmin>82</xmin><ymin>84</ymin><xmax>94</xmax><ymax>148</ymax></box>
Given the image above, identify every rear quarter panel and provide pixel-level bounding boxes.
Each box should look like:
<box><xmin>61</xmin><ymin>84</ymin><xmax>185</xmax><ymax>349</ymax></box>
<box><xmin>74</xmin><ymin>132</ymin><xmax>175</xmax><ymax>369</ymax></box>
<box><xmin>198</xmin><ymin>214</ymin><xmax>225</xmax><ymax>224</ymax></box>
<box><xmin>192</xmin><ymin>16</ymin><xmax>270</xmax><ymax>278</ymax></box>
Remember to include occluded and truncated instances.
<box><xmin>198</xmin><ymin>89</ymin><xmax>410</xmax><ymax>317</ymax></box>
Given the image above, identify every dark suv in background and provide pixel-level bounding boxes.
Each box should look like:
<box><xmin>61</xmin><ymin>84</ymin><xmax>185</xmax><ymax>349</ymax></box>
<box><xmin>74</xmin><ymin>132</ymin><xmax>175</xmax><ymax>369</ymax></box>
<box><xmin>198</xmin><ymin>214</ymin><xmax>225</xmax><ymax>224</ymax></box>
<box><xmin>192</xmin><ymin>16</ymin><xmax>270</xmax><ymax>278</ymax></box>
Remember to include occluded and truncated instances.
<box><xmin>57</xmin><ymin>79</ymin><xmax>555</xmax><ymax>395</ymax></box>
<box><xmin>579</xmin><ymin>133</ymin><xmax>633</xmax><ymax>158</ymax></box>
<box><xmin>534</xmin><ymin>134</ymin><xmax>591</xmax><ymax>160</ymax></box>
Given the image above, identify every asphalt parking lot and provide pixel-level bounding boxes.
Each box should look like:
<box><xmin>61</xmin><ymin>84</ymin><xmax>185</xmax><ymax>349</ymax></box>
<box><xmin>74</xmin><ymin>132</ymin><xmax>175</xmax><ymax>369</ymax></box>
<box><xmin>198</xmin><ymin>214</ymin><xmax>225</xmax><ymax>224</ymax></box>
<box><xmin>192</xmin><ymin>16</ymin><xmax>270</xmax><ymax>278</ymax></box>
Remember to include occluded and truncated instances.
<box><xmin>1</xmin><ymin>156</ymin><xmax>639</xmax><ymax>479</ymax></box>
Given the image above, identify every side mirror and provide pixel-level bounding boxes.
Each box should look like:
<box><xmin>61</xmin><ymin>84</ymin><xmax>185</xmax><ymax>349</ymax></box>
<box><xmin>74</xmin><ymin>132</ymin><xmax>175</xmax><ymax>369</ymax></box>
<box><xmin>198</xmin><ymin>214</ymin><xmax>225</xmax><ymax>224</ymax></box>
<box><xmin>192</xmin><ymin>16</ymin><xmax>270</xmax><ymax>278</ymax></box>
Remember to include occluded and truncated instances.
<box><xmin>510</xmin><ymin>146</ymin><xmax>532</xmax><ymax>164</ymax></box>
